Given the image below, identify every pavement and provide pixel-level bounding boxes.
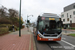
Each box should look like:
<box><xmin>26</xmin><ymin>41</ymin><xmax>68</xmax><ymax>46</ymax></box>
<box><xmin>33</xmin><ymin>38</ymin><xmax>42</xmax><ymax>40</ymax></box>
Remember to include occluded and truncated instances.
<box><xmin>0</xmin><ymin>28</ymin><xmax>36</xmax><ymax>50</ymax></box>
<box><xmin>62</xmin><ymin>29</ymin><xmax>75</xmax><ymax>35</ymax></box>
<box><xmin>62</xmin><ymin>29</ymin><xmax>75</xmax><ymax>32</ymax></box>
<box><xmin>0</xmin><ymin>27</ymin><xmax>75</xmax><ymax>50</ymax></box>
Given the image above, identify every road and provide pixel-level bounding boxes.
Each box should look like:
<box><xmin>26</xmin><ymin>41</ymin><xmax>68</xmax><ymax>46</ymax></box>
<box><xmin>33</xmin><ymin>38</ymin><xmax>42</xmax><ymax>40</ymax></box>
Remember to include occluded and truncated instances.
<box><xmin>29</xmin><ymin>27</ymin><xmax>75</xmax><ymax>50</ymax></box>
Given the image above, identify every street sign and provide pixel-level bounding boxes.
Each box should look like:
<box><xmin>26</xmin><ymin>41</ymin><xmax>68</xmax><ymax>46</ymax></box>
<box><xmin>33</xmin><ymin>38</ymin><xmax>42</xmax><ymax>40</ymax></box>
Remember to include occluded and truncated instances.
<box><xmin>42</xmin><ymin>17</ymin><xmax>45</xmax><ymax>20</ymax></box>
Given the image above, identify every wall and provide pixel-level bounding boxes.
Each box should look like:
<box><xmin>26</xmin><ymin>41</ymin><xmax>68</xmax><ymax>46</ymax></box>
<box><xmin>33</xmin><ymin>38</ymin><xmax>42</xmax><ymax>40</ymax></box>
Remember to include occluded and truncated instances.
<box><xmin>61</xmin><ymin>9</ymin><xmax>75</xmax><ymax>24</ymax></box>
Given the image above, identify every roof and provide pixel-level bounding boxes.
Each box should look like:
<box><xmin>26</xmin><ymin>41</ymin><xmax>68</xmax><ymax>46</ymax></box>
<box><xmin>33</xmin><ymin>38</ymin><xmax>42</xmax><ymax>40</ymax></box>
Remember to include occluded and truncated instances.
<box><xmin>39</xmin><ymin>13</ymin><xmax>60</xmax><ymax>18</ymax></box>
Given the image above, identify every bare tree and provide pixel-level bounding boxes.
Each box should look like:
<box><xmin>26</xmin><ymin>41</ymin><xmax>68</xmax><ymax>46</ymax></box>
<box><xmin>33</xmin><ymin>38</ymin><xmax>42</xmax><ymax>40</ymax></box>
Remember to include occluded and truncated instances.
<box><xmin>8</xmin><ymin>9</ymin><xmax>19</xmax><ymax>18</ymax></box>
<box><xmin>0</xmin><ymin>6</ymin><xmax>8</xmax><ymax>17</ymax></box>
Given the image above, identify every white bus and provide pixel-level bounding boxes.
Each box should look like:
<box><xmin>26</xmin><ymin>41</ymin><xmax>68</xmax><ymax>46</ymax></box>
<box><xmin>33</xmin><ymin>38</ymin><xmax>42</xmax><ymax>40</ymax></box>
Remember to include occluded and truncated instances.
<box><xmin>33</xmin><ymin>13</ymin><xmax>63</xmax><ymax>41</ymax></box>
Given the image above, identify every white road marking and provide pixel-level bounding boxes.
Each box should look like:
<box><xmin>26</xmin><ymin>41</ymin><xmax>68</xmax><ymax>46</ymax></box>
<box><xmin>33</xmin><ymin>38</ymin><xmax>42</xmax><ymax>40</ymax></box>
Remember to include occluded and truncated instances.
<box><xmin>61</xmin><ymin>40</ymin><xmax>75</xmax><ymax>47</ymax></box>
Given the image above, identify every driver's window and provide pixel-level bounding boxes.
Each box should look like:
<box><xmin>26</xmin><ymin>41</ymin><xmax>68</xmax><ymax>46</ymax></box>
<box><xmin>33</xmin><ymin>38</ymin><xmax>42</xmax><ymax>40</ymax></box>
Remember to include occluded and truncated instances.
<box><xmin>39</xmin><ymin>21</ymin><xmax>44</xmax><ymax>30</ymax></box>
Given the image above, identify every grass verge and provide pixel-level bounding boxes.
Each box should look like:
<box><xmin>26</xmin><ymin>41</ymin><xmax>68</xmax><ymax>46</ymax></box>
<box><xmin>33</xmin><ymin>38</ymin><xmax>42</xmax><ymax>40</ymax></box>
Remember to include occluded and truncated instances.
<box><xmin>69</xmin><ymin>34</ymin><xmax>75</xmax><ymax>37</ymax></box>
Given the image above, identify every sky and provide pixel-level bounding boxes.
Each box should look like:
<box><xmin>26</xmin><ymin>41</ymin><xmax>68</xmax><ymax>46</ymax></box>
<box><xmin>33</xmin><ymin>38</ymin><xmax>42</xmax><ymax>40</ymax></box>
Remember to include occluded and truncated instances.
<box><xmin>0</xmin><ymin>0</ymin><xmax>75</xmax><ymax>23</ymax></box>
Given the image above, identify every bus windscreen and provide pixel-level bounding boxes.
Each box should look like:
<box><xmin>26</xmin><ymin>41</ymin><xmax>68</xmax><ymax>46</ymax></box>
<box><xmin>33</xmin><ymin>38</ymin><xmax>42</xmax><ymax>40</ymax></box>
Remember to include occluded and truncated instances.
<box><xmin>38</xmin><ymin>17</ymin><xmax>62</xmax><ymax>32</ymax></box>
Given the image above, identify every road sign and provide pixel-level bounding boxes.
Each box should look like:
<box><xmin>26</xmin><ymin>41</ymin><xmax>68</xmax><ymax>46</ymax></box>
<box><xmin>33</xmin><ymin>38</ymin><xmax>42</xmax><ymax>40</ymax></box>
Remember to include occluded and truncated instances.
<box><xmin>42</xmin><ymin>17</ymin><xmax>45</xmax><ymax>20</ymax></box>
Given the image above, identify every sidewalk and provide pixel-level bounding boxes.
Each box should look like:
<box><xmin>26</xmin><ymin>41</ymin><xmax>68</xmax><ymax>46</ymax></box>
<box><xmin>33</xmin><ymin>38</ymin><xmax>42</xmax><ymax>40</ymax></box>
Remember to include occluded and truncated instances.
<box><xmin>62</xmin><ymin>29</ymin><xmax>75</xmax><ymax>35</ymax></box>
<box><xmin>0</xmin><ymin>28</ymin><xmax>36</xmax><ymax>50</ymax></box>
<box><xmin>62</xmin><ymin>29</ymin><xmax>75</xmax><ymax>32</ymax></box>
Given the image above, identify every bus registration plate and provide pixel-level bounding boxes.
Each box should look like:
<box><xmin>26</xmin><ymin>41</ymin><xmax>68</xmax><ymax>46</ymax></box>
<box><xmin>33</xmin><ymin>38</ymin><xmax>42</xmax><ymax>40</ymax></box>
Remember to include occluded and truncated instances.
<box><xmin>48</xmin><ymin>39</ymin><xmax>53</xmax><ymax>40</ymax></box>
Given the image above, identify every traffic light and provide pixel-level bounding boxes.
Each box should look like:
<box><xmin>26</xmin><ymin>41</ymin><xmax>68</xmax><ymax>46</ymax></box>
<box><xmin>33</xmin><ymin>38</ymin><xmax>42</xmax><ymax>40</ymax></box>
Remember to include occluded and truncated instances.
<box><xmin>27</xmin><ymin>20</ymin><xmax>30</xmax><ymax>23</ymax></box>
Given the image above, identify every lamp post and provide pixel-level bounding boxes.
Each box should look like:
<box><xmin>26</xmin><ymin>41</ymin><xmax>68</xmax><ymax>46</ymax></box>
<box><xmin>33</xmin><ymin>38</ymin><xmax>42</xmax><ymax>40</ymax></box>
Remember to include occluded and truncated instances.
<box><xmin>19</xmin><ymin>0</ymin><xmax>22</xmax><ymax>37</ymax></box>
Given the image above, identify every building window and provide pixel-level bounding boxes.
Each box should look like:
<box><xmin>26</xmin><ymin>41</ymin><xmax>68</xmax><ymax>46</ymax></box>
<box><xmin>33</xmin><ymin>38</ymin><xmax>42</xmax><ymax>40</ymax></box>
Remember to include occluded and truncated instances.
<box><xmin>63</xmin><ymin>19</ymin><xmax>65</xmax><ymax>22</ymax></box>
<box><xmin>70</xmin><ymin>15</ymin><xmax>72</xmax><ymax>18</ymax></box>
<box><xmin>73</xmin><ymin>5</ymin><xmax>75</xmax><ymax>8</ymax></box>
<box><xmin>67</xmin><ymin>13</ymin><xmax>68</xmax><ymax>17</ymax></box>
<box><xmin>73</xmin><ymin>11</ymin><xmax>75</xmax><ymax>15</ymax></box>
<box><xmin>70</xmin><ymin>20</ymin><xmax>72</xmax><ymax>24</ymax></box>
<box><xmin>61</xmin><ymin>14</ymin><xmax>64</xmax><ymax>17</ymax></box>
<box><xmin>67</xmin><ymin>18</ymin><xmax>69</xmax><ymax>21</ymax></box>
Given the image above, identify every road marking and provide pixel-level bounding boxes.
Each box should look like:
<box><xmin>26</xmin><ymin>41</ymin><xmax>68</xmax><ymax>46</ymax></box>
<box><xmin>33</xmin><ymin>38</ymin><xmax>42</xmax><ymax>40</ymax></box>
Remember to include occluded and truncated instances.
<box><xmin>61</xmin><ymin>40</ymin><xmax>75</xmax><ymax>47</ymax></box>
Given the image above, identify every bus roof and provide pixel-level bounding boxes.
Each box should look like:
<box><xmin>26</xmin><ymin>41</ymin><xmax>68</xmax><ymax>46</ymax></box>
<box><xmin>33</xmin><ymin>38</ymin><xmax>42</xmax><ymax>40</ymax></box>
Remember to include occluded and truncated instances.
<box><xmin>39</xmin><ymin>13</ymin><xmax>60</xmax><ymax>18</ymax></box>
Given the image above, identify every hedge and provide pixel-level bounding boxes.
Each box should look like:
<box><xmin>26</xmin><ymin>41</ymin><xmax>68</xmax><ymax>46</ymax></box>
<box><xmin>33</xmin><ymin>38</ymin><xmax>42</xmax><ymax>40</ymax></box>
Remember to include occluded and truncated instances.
<box><xmin>0</xmin><ymin>27</ymin><xmax>9</xmax><ymax>35</ymax></box>
<box><xmin>0</xmin><ymin>24</ymin><xmax>12</xmax><ymax>27</ymax></box>
<box><xmin>68</xmin><ymin>27</ymin><xmax>75</xmax><ymax>30</ymax></box>
<box><xmin>71</xmin><ymin>28</ymin><xmax>75</xmax><ymax>30</ymax></box>
<box><xmin>0</xmin><ymin>24</ymin><xmax>18</xmax><ymax>31</ymax></box>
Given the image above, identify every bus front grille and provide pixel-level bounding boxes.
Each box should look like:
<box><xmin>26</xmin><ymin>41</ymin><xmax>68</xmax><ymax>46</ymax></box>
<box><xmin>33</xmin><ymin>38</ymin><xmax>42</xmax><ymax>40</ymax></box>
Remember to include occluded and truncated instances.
<box><xmin>43</xmin><ymin>34</ymin><xmax>58</xmax><ymax>37</ymax></box>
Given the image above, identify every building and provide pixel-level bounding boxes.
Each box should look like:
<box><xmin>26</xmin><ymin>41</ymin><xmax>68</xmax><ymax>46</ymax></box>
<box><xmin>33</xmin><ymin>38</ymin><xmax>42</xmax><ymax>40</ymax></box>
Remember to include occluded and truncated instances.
<box><xmin>61</xmin><ymin>3</ymin><xmax>75</xmax><ymax>28</ymax></box>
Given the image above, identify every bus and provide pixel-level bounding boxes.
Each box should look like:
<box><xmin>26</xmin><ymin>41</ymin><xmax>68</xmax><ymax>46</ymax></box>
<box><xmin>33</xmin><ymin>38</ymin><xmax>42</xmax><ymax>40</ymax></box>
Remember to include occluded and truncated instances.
<box><xmin>33</xmin><ymin>13</ymin><xmax>63</xmax><ymax>41</ymax></box>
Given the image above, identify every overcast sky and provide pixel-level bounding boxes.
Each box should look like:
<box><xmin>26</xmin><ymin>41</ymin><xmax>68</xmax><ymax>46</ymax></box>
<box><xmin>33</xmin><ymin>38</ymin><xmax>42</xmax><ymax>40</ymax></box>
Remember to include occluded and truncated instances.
<box><xmin>0</xmin><ymin>0</ymin><xmax>75</xmax><ymax>23</ymax></box>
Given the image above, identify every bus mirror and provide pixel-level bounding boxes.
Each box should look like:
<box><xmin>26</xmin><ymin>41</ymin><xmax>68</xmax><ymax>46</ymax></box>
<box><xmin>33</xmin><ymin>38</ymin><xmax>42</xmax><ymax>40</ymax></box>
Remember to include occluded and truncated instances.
<box><xmin>59</xmin><ymin>21</ymin><xmax>63</xmax><ymax>27</ymax></box>
<box><xmin>61</xmin><ymin>21</ymin><xmax>63</xmax><ymax>27</ymax></box>
<box><xmin>37</xmin><ymin>20</ymin><xmax>39</xmax><ymax>23</ymax></box>
<box><xmin>57</xmin><ymin>21</ymin><xmax>62</xmax><ymax>26</ymax></box>
<box><xmin>38</xmin><ymin>18</ymin><xmax>42</xmax><ymax>21</ymax></box>
<box><xmin>38</xmin><ymin>15</ymin><xmax>40</xmax><ymax>17</ymax></box>
<box><xmin>38</xmin><ymin>15</ymin><xmax>42</xmax><ymax>21</ymax></box>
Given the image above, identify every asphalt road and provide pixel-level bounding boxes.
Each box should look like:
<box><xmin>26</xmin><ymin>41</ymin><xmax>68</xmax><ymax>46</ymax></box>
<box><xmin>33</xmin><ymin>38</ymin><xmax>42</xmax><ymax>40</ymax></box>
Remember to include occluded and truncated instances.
<box><xmin>29</xmin><ymin>27</ymin><xmax>75</xmax><ymax>50</ymax></box>
<box><xmin>34</xmin><ymin>35</ymin><xmax>75</xmax><ymax>50</ymax></box>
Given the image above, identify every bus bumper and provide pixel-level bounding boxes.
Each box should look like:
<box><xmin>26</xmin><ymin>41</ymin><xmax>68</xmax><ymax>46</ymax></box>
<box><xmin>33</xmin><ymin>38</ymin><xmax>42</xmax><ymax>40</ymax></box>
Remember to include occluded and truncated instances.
<box><xmin>37</xmin><ymin>35</ymin><xmax>61</xmax><ymax>41</ymax></box>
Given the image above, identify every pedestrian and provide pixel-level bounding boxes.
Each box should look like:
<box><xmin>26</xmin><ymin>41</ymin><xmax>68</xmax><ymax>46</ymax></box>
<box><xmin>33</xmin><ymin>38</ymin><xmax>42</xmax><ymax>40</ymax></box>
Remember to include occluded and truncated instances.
<box><xmin>12</xmin><ymin>25</ymin><xmax>15</xmax><ymax>32</ymax></box>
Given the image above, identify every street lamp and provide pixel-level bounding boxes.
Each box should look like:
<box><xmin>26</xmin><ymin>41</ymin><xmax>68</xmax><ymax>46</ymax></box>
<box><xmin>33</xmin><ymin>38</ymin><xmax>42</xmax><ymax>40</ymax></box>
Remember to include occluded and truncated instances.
<box><xmin>19</xmin><ymin>0</ymin><xmax>22</xmax><ymax>37</ymax></box>
<box><xmin>27</xmin><ymin>15</ymin><xmax>33</xmax><ymax>20</ymax></box>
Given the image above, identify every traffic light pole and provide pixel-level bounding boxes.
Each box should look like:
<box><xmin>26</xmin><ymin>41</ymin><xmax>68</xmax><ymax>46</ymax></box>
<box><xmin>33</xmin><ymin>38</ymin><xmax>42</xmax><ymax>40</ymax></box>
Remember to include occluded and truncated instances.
<box><xmin>27</xmin><ymin>15</ymin><xmax>33</xmax><ymax>31</ymax></box>
<box><xmin>19</xmin><ymin>0</ymin><xmax>21</xmax><ymax>37</ymax></box>
<box><xmin>27</xmin><ymin>15</ymin><xmax>28</xmax><ymax>21</ymax></box>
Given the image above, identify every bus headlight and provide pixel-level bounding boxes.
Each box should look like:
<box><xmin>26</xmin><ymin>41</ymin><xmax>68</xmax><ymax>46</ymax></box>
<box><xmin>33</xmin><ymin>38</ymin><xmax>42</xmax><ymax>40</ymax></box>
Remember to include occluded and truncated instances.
<box><xmin>38</xmin><ymin>34</ymin><xmax>42</xmax><ymax>38</ymax></box>
<box><xmin>38</xmin><ymin>31</ymin><xmax>43</xmax><ymax>38</ymax></box>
